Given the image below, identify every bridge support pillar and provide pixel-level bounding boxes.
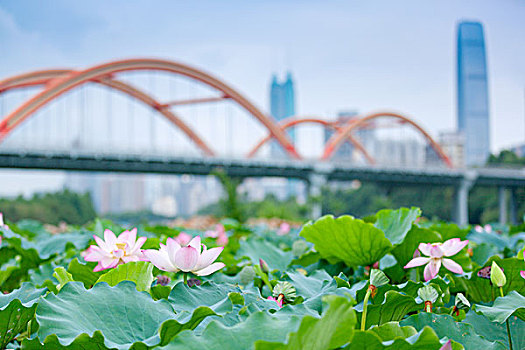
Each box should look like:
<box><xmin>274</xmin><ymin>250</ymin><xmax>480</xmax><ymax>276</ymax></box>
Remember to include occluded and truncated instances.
<box><xmin>498</xmin><ymin>186</ymin><xmax>507</xmax><ymax>225</ymax></box>
<box><xmin>509</xmin><ymin>188</ymin><xmax>518</xmax><ymax>225</ymax></box>
<box><xmin>454</xmin><ymin>175</ymin><xmax>475</xmax><ymax>226</ymax></box>
<box><xmin>308</xmin><ymin>173</ymin><xmax>327</xmax><ymax>219</ymax></box>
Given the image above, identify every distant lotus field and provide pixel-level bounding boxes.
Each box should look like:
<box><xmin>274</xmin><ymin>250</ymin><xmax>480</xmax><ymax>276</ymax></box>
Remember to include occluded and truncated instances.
<box><xmin>0</xmin><ymin>208</ymin><xmax>524</xmax><ymax>349</ymax></box>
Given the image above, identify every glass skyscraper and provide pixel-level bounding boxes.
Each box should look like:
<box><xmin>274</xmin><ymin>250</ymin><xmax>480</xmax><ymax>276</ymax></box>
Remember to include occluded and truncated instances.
<box><xmin>270</xmin><ymin>72</ymin><xmax>295</xmax><ymax>157</ymax></box>
<box><xmin>457</xmin><ymin>21</ymin><xmax>490</xmax><ymax>166</ymax></box>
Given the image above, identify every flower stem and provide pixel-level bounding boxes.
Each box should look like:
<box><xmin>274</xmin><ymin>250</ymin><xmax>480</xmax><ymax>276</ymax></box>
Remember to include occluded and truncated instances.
<box><xmin>361</xmin><ymin>287</ymin><xmax>372</xmax><ymax>331</ymax></box>
<box><xmin>184</xmin><ymin>272</ymin><xmax>188</xmax><ymax>285</ymax></box>
<box><xmin>499</xmin><ymin>287</ymin><xmax>513</xmax><ymax>350</ymax></box>
<box><xmin>506</xmin><ymin>319</ymin><xmax>513</xmax><ymax>350</ymax></box>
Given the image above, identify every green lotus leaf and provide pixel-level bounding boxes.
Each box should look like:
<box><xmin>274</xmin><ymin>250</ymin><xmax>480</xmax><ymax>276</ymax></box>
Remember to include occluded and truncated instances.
<box><xmin>358</xmin><ymin>291</ymin><xmax>421</xmax><ymax>330</ymax></box>
<box><xmin>54</xmin><ymin>266</ymin><xmax>74</xmax><ymax>291</ymax></box>
<box><xmin>285</xmin><ymin>270</ymin><xmax>353</xmax><ymax>313</ymax></box>
<box><xmin>300</xmin><ymin>215</ymin><xmax>392</xmax><ymax>267</ymax></box>
<box><xmin>453</xmin><ymin>257</ymin><xmax>525</xmax><ymax>303</ymax></box>
<box><xmin>256</xmin><ymin>295</ymin><xmax>357</xmax><ymax>350</ymax></box>
<box><xmin>67</xmin><ymin>258</ymin><xmax>100</xmax><ymax>288</ymax></box>
<box><xmin>374</xmin><ymin>207</ymin><xmax>421</xmax><ymax>245</ymax></box>
<box><xmin>345</xmin><ymin>326</ymin><xmax>464</xmax><ymax>350</ymax></box>
<box><xmin>168</xmin><ymin>281</ymin><xmax>241</xmax><ymax>315</ymax></box>
<box><xmin>401</xmin><ymin>312</ymin><xmax>505</xmax><ymax>349</ymax></box>
<box><xmin>474</xmin><ymin>291</ymin><xmax>525</xmax><ymax>323</ymax></box>
<box><xmin>236</xmin><ymin>238</ymin><xmax>294</xmax><ymax>272</ymax></box>
<box><xmin>159</xmin><ymin>312</ymin><xmax>302</xmax><ymax>350</ymax></box>
<box><xmin>95</xmin><ymin>261</ymin><xmax>154</xmax><ymax>292</ymax></box>
<box><xmin>0</xmin><ymin>283</ymin><xmax>46</xmax><ymax>348</ymax></box>
<box><xmin>34</xmin><ymin>281</ymin><xmax>183</xmax><ymax>349</ymax></box>
<box><xmin>464</xmin><ymin>309</ymin><xmax>525</xmax><ymax>349</ymax></box>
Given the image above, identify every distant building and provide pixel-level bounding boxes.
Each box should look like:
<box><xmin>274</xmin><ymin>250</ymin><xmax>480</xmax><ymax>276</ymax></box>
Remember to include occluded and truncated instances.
<box><xmin>325</xmin><ymin>111</ymin><xmax>359</xmax><ymax>162</ymax></box>
<box><xmin>457</xmin><ymin>21</ymin><xmax>490</xmax><ymax>166</ymax></box>
<box><xmin>438</xmin><ymin>131</ymin><xmax>465</xmax><ymax>168</ymax></box>
<box><xmin>511</xmin><ymin>143</ymin><xmax>525</xmax><ymax>158</ymax></box>
<box><xmin>270</xmin><ymin>72</ymin><xmax>296</xmax><ymax>158</ymax></box>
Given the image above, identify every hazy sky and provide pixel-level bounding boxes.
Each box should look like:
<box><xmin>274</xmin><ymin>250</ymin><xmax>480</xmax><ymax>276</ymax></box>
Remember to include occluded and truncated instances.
<box><xmin>0</xmin><ymin>0</ymin><xmax>524</xmax><ymax>195</ymax></box>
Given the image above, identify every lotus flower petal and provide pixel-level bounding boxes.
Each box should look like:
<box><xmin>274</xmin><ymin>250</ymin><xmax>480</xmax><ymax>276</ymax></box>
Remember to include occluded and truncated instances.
<box><xmin>118</xmin><ymin>228</ymin><xmax>137</xmax><ymax>246</ymax></box>
<box><xmin>104</xmin><ymin>229</ymin><xmax>117</xmax><ymax>247</ymax></box>
<box><xmin>418</xmin><ymin>243</ymin><xmax>432</xmax><ymax>256</ymax></box>
<box><xmin>194</xmin><ymin>247</ymin><xmax>223</xmax><ymax>271</ymax></box>
<box><xmin>174</xmin><ymin>246</ymin><xmax>199</xmax><ymax>272</ymax></box>
<box><xmin>84</xmin><ymin>246</ymin><xmax>106</xmax><ymax>261</ymax></box>
<box><xmin>166</xmin><ymin>237</ymin><xmax>181</xmax><ymax>264</ymax></box>
<box><xmin>94</xmin><ymin>235</ymin><xmax>110</xmax><ymax>252</ymax></box>
<box><xmin>194</xmin><ymin>262</ymin><xmax>225</xmax><ymax>276</ymax></box>
<box><xmin>175</xmin><ymin>232</ymin><xmax>192</xmax><ymax>245</ymax></box>
<box><xmin>442</xmin><ymin>258</ymin><xmax>463</xmax><ymax>274</ymax></box>
<box><xmin>520</xmin><ymin>271</ymin><xmax>525</xmax><ymax>279</ymax></box>
<box><xmin>430</xmin><ymin>245</ymin><xmax>444</xmax><ymax>258</ymax></box>
<box><xmin>404</xmin><ymin>257</ymin><xmax>430</xmax><ymax>268</ymax></box>
<box><xmin>188</xmin><ymin>236</ymin><xmax>202</xmax><ymax>254</ymax></box>
<box><xmin>128</xmin><ymin>236</ymin><xmax>147</xmax><ymax>256</ymax></box>
<box><xmin>423</xmin><ymin>259</ymin><xmax>441</xmax><ymax>281</ymax></box>
<box><xmin>441</xmin><ymin>238</ymin><xmax>468</xmax><ymax>257</ymax></box>
<box><xmin>143</xmin><ymin>249</ymin><xmax>176</xmax><ymax>272</ymax></box>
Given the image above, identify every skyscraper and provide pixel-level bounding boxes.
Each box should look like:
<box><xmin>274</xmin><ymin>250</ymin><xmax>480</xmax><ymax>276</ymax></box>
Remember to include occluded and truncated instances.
<box><xmin>457</xmin><ymin>21</ymin><xmax>490</xmax><ymax>166</ymax></box>
<box><xmin>270</xmin><ymin>72</ymin><xmax>295</xmax><ymax>157</ymax></box>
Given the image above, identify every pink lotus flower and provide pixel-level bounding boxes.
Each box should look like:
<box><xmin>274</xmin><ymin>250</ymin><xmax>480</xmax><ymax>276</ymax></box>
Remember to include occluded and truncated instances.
<box><xmin>404</xmin><ymin>238</ymin><xmax>468</xmax><ymax>281</ymax></box>
<box><xmin>143</xmin><ymin>236</ymin><xmax>225</xmax><ymax>276</ymax></box>
<box><xmin>277</xmin><ymin>222</ymin><xmax>291</xmax><ymax>236</ymax></box>
<box><xmin>267</xmin><ymin>296</ymin><xmax>283</xmax><ymax>308</ymax></box>
<box><xmin>520</xmin><ymin>246</ymin><xmax>525</xmax><ymax>280</ymax></box>
<box><xmin>474</xmin><ymin>224</ymin><xmax>492</xmax><ymax>233</ymax></box>
<box><xmin>84</xmin><ymin>228</ymin><xmax>147</xmax><ymax>272</ymax></box>
<box><xmin>0</xmin><ymin>213</ymin><xmax>7</xmax><ymax>229</ymax></box>
<box><xmin>175</xmin><ymin>232</ymin><xmax>192</xmax><ymax>246</ymax></box>
<box><xmin>205</xmin><ymin>224</ymin><xmax>228</xmax><ymax>246</ymax></box>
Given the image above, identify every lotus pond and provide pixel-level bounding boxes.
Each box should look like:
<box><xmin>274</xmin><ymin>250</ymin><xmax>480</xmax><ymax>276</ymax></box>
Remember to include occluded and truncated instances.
<box><xmin>0</xmin><ymin>208</ymin><xmax>524</xmax><ymax>349</ymax></box>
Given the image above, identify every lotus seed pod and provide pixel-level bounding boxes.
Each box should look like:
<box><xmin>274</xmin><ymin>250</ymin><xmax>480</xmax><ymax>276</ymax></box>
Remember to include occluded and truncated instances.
<box><xmin>239</xmin><ymin>265</ymin><xmax>255</xmax><ymax>285</ymax></box>
<box><xmin>490</xmin><ymin>261</ymin><xmax>506</xmax><ymax>287</ymax></box>
<box><xmin>417</xmin><ymin>285</ymin><xmax>439</xmax><ymax>303</ymax></box>
<box><xmin>454</xmin><ymin>293</ymin><xmax>470</xmax><ymax>311</ymax></box>
<box><xmin>292</xmin><ymin>240</ymin><xmax>308</xmax><ymax>257</ymax></box>
<box><xmin>370</xmin><ymin>269</ymin><xmax>389</xmax><ymax>287</ymax></box>
<box><xmin>272</xmin><ymin>281</ymin><xmax>296</xmax><ymax>302</ymax></box>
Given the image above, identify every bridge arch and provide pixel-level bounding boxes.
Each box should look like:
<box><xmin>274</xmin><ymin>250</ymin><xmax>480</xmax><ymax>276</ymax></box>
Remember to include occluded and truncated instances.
<box><xmin>322</xmin><ymin>111</ymin><xmax>453</xmax><ymax>167</ymax></box>
<box><xmin>247</xmin><ymin>117</ymin><xmax>375</xmax><ymax>164</ymax></box>
<box><xmin>0</xmin><ymin>69</ymin><xmax>215</xmax><ymax>155</ymax></box>
<box><xmin>0</xmin><ymin>59</ymin><xmax>299</xmax><ymax>158</ymax></box>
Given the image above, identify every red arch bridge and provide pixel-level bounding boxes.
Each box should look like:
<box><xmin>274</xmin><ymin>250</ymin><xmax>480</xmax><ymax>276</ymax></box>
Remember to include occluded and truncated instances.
<box><xmin>0</xmin><ymin>58</ymin><xmax>523</xmax><ymax>224</ymax></box>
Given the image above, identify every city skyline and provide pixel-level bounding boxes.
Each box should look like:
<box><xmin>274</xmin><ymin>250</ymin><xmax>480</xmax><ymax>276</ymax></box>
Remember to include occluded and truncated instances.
<box><xmin>0</xmin><ymin>0</ymin><xmax>524</xmax><ymax>199</ymax></box>
<box><xmin>1</xmin><ymin>1</ymin><xmax>524</xmax><ymax>152</ymax></box>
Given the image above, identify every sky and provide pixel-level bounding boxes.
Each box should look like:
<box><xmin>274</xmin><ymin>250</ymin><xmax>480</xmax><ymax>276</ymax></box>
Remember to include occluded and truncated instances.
<box><xmin>0</xmin><ymin>0</ymin><xmax>524</xmax><ymax>195</ymax></box>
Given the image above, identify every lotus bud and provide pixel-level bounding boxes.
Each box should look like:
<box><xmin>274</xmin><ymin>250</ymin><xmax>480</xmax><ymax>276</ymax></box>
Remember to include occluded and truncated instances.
<box><xmin>259</xmin><ymin>258</ymin><xmax>270</xmax><ymax>273</ymax></box>
<box><xmin>272</xmin><ymin>281</ymin><xmax>296</xmax><ymax>302</ymax></box>
<box><xmin>292</xmin><ymin>240</ymin><xmax>308</xmax><ymax>257</ymax></box>
<box><xmin>156</xmin><ymin>275</ymin><xmax>171</xmax><ymax>286</ymax></box>
<box><xmin>239</xmin><ymin>265</ymin><xmax>255</xmax><ymax>285</ymax></box>
<box><xmin>490</xmin><ymin>261</ymin><xmax>506</xmax><ymax>287</ymax></box>
<box><xmin>418</xmin><ymin>285</ymin><xmax>438</xmax><ymax>312</ymax></box>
